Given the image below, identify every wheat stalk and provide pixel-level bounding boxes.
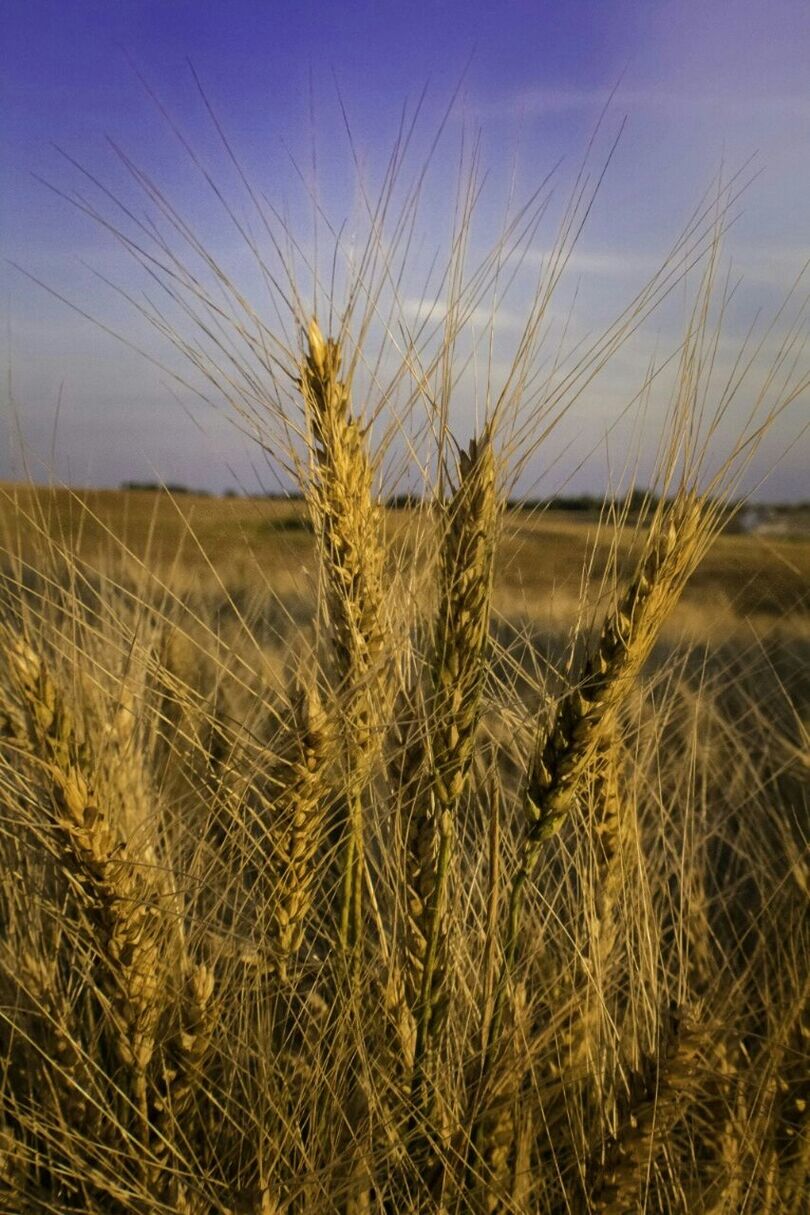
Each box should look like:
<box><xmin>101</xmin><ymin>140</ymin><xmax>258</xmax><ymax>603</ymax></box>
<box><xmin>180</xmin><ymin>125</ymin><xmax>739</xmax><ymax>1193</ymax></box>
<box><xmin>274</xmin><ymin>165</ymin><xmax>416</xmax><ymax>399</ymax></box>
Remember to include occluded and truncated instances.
<box><xmin>4</xmin><ymin>633</ymin><xmax>167</xmax><ymax>1170</ymax></box>
<box><xmin>299</xmin><ymin>319</ymin><xmax>386</xmax><ymax>955</ymax></box>
<box><xmin>587</xmin><ymin>1004</ymin><xmax>703</xmax><ymax>1213</ymax></box>
<box><xmin>263</xmin><ymin>678</ymin><xmax>330</xmax><ymax>980</ymax></box>
<box><xmin>578</xmin><ymin>728</ymin><xmax>636</xmax><ymax>1090</ymax></box>
<box><xmin>0</xmin><ymin>1123</ymin><xmax>52</xmax><ymax>1215</ymax></box>
<box><xmin>156</xmin><ymin>961</ymin><xmax>216</xmax><ymax>1121</ymax></box>
<box><xmin>487</xmin><ymin>497</ymin><xmax>706</xmax><ymax>1056</ymax></box>
<box><xmin>16</xmin><ymin>949</ymin><xmax>98</xmax><ymax>1138</ymax></box>
<box><xmin>0</xmin><ymin>123</ymin><xmax>805</xmax><ymax>1214</ymax></box>
<box><xmin>404</xmin><ymin>433</ymin><xmax>498</xmax><ymax>1109</ymax></box>
<box><xmin>524</xmin><ymin>498</ymin><xmax>703</xmax><ymax>842</ymax></box>
<box><xmin>697</xmin><ymin>1033</ymin><xmax>746</xmax><ymax>1215</ymax></box>
<box><xmin>472</xmin><ymin>981</ymin><xmax>532</xmax><ymax>1214</ymax></box>
<box><xmin>589</xmin><ymin>732</ymin><xmax>627</xmax><ymax>970</ymax></box>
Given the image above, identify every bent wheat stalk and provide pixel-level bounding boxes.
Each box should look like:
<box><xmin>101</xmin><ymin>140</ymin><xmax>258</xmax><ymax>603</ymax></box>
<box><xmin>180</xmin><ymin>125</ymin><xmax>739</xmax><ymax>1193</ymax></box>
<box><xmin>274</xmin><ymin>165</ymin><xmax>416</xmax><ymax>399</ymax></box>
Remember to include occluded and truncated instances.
<box><xmin>482</xmin><ymin>495</ymin><xmax>707</xmax><ymax>1096</ymax></box>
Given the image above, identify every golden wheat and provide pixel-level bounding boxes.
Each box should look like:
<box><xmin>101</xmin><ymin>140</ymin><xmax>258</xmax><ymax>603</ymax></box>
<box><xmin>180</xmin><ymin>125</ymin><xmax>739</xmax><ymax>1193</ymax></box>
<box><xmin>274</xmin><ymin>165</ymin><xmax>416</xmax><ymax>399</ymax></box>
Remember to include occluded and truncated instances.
<box><xmin>586</xmin><ymin>1004</ymin><xmax>703</xmax><ymax>1213</ymax></box>
<box><xmin>1</xmin><ymin>112</ymin><xmax>807</xmax><ymax>1215</ymax></box>
<box><xmin>262</xmin><ymin>678</ymin><xmax>330</xmax><ymax>980</ymax></box>
<box><xmin>406</xmin><ymin>432</ymin><xmax>498</xmax><ymax>1101</ymax></box>
<box><xmin>299</xmin><ymin>319</ymin><xmax>387</xmax><ymax>955</ymax></box>
<box><xmin>496</xmin><ymin>498</ymin><xmax>706</xmax><ymax>1020</ymax></box>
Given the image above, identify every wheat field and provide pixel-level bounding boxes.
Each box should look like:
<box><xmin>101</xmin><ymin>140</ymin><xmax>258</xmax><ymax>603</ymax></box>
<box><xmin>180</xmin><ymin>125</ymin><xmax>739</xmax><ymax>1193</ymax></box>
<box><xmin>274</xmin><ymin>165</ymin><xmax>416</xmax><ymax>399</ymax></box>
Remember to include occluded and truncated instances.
<box><xmin>1</xmin><ymin>131</ymin><xmax>809</xmax><ymax>1214</ymax></box>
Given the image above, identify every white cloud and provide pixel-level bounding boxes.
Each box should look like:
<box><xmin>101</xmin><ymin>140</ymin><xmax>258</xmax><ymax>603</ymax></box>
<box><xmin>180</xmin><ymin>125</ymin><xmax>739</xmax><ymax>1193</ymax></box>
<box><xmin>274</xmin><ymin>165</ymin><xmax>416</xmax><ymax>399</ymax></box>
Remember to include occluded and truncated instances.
<box><xmin>512</xmin><ymin>246</ymin><xmax>661</xmax><ymax>280</ymax></box>
<box><xmin>400</xmin><ymin>295</ymin><xmax>524</xmax><ymax>332</ymax></box>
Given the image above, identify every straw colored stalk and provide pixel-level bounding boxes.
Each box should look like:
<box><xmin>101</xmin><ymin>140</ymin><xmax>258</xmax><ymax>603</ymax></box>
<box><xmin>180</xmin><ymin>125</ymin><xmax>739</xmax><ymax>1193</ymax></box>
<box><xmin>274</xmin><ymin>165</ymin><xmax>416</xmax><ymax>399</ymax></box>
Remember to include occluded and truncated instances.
<box><xmin>262</xmin><ymin>679</ymin><xmax>330</xmax><ymax>981</ymax></box>
<box><xmin>587</xmin><ymin>1005</ymin><xmax>703</xmax><ymax>1213</ymax></box>
<box><xmin>578</xmin><ymin>729</ymin><xmax>635</xmax><ymax>1083</ymax></box>
<box><xmin>589</xmin><ymin>732</ymin><xmax>627</xmax><ymax>968</ymax></box>
<box><xmin>698</xmin><ymin>1035</ymin><xmax>745</xmax><ymax>1215</ymax></box>
<box><xmin>530</xmin><ymin>733</ymin><xmax>632</xmax><ymax>1121</ymax></box>
<box><xmin>155</xmin><ymin>960</ymin><xmax>216</xmax><ymax>1121</ymax></box>
<box><xmin>149</xmin><ymin>961</ymin><xmax>216</xmax><ymax>1210</ymax></box>
<box><xmin>5</xmin><ymin>636</ymin><xmax>165</xmax><ymax>1157</ymax></box>
<box><xmin>99</xmin><ymin>680</ymin><xmax>156</xmax><ymax>853</ymax></box>
<box><xmin>0</xmin><ymin>1124</ymin><xmax>51</xmax><ymax>1215</ymax></box>
<box><xmin>488</xmin><ymin>496</ymin><xmax>706</xmax><ymax>1060</ymax></box>
<box><xmin>406</xmin><ymin>432</ymin><xmax>498</xmax><ymax>1103</ymax></box>
<box><xmin>299</xmin><ymin>319</ymin><xmax>386</xmax><ymax>954</ymax></box>
<box><xmin>0</xmin><ymin>1126</ymin><xmax>25</xmax><ymax>1204</ymax></box>
<box><xmin>5</xmin><ymin>633</ymin><xmax>216</xmax><ymax>1202</ymax></box>
<box><xmin>525</xmin><ymin>497</ymin><xmax>703</xmax><ymax>846</ymax></box>
<box><xmin>473</xmin><ymin>982</ymin><xmax>532</xmax><ymax>1215</ymax></box>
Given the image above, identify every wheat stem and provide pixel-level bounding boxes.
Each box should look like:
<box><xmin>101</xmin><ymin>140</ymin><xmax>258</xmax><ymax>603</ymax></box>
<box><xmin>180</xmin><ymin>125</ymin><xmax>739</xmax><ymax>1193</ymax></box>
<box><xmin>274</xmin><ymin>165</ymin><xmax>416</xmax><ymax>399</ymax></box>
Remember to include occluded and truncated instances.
<box><xmin>299</xmin><ymin>319</ymin><xmax>386</xmax><ymax>957</ymax></box>
<box><xmin>484</xmin><ymin>497</ymin><xmax>705</xmax><ymax>1097</ymax></box>
<box><xmin>586</xmin><ymin>1005</ymin><xmax>702</xmax><ymax>1213</ymax></box>
<box><xmin>263</xmin><ymin>679</ymin><xmax>330</xmax><ymax>980</ymax></box>
<box><xmin>4</xmin><ymin>633</ymin><xmax>165</xmax><ymax>1168</ymax></box>
<box><xmin>407</xmin><ymin>433</ymin><xmax>498</xmax><ymax>1112</ymax></box>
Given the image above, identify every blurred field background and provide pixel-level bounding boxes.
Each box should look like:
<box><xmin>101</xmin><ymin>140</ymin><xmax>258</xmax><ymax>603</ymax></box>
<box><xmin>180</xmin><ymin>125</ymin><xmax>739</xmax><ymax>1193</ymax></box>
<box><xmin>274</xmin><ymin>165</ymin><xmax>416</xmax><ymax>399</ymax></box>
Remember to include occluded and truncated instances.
<box><xmin>3</xmin><ymin>484</ymin><xmax>808</xmax><ymax>640</ymax></box>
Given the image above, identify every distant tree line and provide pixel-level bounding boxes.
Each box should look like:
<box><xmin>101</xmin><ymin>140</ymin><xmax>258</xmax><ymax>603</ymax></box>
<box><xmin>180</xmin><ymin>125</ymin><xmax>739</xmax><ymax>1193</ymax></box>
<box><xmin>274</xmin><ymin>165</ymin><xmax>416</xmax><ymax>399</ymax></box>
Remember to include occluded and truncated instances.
<box><xmin>507</xmin><ymin>489</ymin><xmax>659</xmax><ymax>513</ymax></box>
<box><xmin>121</xmin><ymin>482</ymin><xmax>246</xmax><ymax>498</ymax></box>
<box><xmin>120</xmin><ymin>482</ymin><xmax>807</xmax><ymax>516</ymax></box>
<box><xmin>121</xmin><ymin>481</ymin><xmax>210</xmax><ymax>496</ymax></box>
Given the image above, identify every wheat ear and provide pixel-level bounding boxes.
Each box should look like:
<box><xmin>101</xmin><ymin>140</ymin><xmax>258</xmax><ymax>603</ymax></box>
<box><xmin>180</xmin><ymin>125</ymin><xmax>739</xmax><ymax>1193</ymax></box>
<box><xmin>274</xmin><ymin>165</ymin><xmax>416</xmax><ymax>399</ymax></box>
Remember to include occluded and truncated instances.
<box><xmin>264</xmin><ymin>678</ymin><xmax>330</xmax><ymax>980</ymax></box>
<box><xmin>407</xmin><ymin>432</ymin><xmax>497</xmax><ymax>1105</ymax></box>
<box><xmin>0</xmin><ymin>1123</ymin><xmax>51</xmax><ymax>1215</ymax></box>
<box><xmin>487</xmin><ymin>497</ymin><xmax>705</xmax><ymax>1062</ymax></box>
<box><xmin>589</xmin><ymin>732</ymin><xmax>627</xmax><ymax>967</ymax></box>
<box><xmin>6</xmin><ymin>635</ymin><xmax>164</xmax><ymax>1158</ymax></box>
<box><xmin>577</xmin><ymin>728</ymin><xmax>634</xmax><ymax>1083</ymax></box>
<box><xmin>156</xmin><ymin>961</ymin><xmax>216</xmax><ymax>1122</ymax></box>
<box><xmin>525</xmin><ymin>499</ymin><xmax>703</xmax><ymax>839</ymax></box>
<box><xmin>697</xmin><ymin>1033</ymin><xmax>745</xmax><ymax>1215</ymax></box>
<box><xmin>299</xmin><ymin>319</ymin><xmax>386</xmax><ymax>954</ymax></box>
<box><xmin>587</xmin><ymin>1005</ymin><xmax>702</xmax><ymax>1213</ymax></box>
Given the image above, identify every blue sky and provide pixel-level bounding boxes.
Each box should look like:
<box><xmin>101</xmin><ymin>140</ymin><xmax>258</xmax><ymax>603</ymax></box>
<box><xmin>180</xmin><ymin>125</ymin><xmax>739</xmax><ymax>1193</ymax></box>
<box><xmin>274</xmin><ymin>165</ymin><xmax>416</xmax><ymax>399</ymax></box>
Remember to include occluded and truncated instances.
<box><xmin>2</xmin><ymin>0</ymin><xmax>809</xmax><ymax>499</ymax></box>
